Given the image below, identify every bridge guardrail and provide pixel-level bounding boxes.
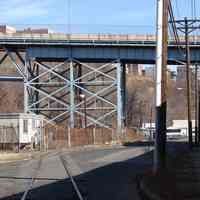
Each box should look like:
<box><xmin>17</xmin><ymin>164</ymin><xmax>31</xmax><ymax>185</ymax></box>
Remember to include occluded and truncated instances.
<box><xmin>0</xmin><ymin>33</ymin><xmax>157</xmax><ymax>42</ymax></box>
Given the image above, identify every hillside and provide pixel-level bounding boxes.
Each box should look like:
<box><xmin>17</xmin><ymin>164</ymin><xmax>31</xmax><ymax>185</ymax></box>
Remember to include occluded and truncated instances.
<box><xmin>126</xmin><ymin>74</ymin><xmax>192</xmax><ymax>127</ymax></box>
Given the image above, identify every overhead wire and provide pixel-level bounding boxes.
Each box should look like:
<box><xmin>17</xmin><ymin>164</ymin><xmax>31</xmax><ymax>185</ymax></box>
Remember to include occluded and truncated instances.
<box><xmin>168</xmin><ymin>0</ymin><xmax>185</xmax><ymax>58</ymax></box>
<box><xmin>168</xmin><ymin>0</ymin><xmax>179</xmax><ymax>43</ymax></box>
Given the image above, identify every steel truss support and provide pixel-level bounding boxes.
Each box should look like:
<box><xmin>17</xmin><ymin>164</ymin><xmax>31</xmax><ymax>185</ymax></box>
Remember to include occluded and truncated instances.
<box><xmin>1</xmin><ymin>49</ymin><xmax>125</xmax><ymax>131</ymax></box>
<box><xmin>22</xmin><ymin>58</ymin><xmax>125</xmax><ymax>131</ymax></box>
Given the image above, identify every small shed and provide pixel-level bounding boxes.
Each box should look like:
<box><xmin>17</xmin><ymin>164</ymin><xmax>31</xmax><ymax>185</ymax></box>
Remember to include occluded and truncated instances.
<box><xmin>0</xmin><ymin>113</ymin><xmax>44</xmax><ymax>149</ymax></box>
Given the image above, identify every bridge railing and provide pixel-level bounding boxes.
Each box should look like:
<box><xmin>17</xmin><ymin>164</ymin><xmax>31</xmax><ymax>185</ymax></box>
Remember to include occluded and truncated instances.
<box><xmin>0</xmin><ymin>33</ymin><xmax>157</xmax><ymax>42</ymax></box>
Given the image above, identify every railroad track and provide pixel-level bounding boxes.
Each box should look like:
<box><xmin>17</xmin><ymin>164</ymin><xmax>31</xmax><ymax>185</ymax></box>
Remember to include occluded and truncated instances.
<box><xmin>20</xmin><ymin>151</ymin><xmax>51</xmax><ymax>200</ymax></box>
<box><xmin>59</xmin><ymin>153</ymin><xmax>85</xmax><ymax>200</ymax></box>
<box><xmin>20</xmin><ymin>151</ymin><xmax>85</xmax><ymax>200</ymax></box>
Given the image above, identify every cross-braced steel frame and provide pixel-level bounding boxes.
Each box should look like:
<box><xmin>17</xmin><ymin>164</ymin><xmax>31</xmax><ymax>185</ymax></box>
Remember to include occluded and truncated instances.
<box><xmin>0</xmin><ymin>48</ymin><xmax>125</xmax><ymax>134</ymax></box>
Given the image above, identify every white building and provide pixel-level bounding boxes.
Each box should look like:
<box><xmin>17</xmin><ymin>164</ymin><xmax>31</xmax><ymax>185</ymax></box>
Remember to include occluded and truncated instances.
<box><xmin>0</xmin><ymin>25</ymin><xmax>16</xmax><ymax>34</ymax></box>
<box><xmin>167</xmin><ymin>120</ymin><xmax>195</xmax><ymax>137</ymax></box>
<box><xmin>0</xmin><ymin>113</ymin><xmax>44</xmax><ymax>145</ymax></box>
<box><xmin>142</xmin><ymin>120</ymin><xmax>195</xmax><ymax>138</ymax></box>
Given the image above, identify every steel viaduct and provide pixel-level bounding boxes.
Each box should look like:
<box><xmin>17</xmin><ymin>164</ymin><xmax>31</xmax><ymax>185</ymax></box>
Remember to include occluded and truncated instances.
<box><xmin>0</xmin><ymin>34</ymin><xmax>199</xmax><ymax>134</ymax></box>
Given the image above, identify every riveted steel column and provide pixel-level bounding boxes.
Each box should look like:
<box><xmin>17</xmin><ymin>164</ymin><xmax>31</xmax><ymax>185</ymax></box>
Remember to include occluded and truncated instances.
<box><xmin>24</xmin><ymin>55</ymin><xmax>29</xmax><ymax>113</ymax></box>
<box><xmin>35</xmin><ymin>63</ymin><xmax>40</xmax><ymax>114</ymax></box>
<box><xmin>122</xmin><ymin>63</ymin><xmax>126</xmax><ymax>127</ymax></box>
<box><xmin>117</xmin><ymin>61</ymin><xmax>123</xmax><ymax>136</ymax></box>
<box><xmin>70</xmin><ymin>60</ymin><xmax>75</xmax><ymax>128</ymax></box>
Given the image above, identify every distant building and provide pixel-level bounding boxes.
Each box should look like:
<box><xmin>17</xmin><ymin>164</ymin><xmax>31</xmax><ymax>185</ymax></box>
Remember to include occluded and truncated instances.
<box><xmin>145</xmin><ymin>66</ymin><xmax>155</xmax><ymax>79</ymax></box>
<box><xmin>190</xmin><ymin>66</ymin><xmax>200</xmax><ymax>80</ymax></box>
<box><xmin>171</xmin><ymin>120</ymin><xmax>195</xmax><ymax>128</ymax></box>
<box><xmin>176</xmin><ymin>66</ymin><xmax>195</xmax><ymax>81</ymax></box>
<box><xmin>166</xmin><ymin>68</ymin><xmax>176</xmax><ymax>80</ymax></box>
<box><xmin>126</xmin><ymin>64</ymin><xmax>143</xmax><ymax>75</ymax></box>
<box><xmin>142</xmin><ymin>122</ymin><xmax>155</xmax><ymax>129</ymax></box>
<box><xmin>170</xmin><ymin>71</ymin><xmax>177</xmax><ymax>80</ymax></box>
<box><xmin>0</xmin><ymin>25</ymin><xmax>54</xmax><ymax>35</ymax></box>
<box><xmin>17</xmin><ymin>28</ymin><xmax>51</xmax><ymax>34</ymax></box>
<box><xmin>0</xmin><ymin>25</ymin><xmax>16</xmax><ymax>34</ymax></box>
<box><xmin>177</xmin><ymin>66</ymin><xmax>186</xmax><ymax>81</ymax></box>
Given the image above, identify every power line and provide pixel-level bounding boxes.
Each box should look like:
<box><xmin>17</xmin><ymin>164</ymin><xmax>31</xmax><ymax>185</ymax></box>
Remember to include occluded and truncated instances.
<box><xmin>168</xmin><ymin>0</ymin><xmax>184</xmax><ymax>58</ymax></box>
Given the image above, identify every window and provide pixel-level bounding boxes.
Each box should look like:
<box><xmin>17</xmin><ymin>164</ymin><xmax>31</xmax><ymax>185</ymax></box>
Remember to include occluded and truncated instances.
<box><xmin>23</xmin><ymin>119</ymin><xmax>28</xmax><ymax>133</ymax></box>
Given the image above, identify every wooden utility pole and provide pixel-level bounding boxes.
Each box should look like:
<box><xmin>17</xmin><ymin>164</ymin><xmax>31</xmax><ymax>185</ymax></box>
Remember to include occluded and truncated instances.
<box><xmin>169</xmin><ymin>18</ymin><xmax>200</xmax><ymax>148</ymax></box>
<box><xmin>154</xmin><ymin>0</ymin><xmax>169</xmax><ymax>173</ymax></box>
<box><xmin>149</xmin><ymin>105</ymin><xmax>153</xmax><ymax>140</ymax></box>
<box><xmin>198</xmin><ymin>81</ymin><xmax>200</xmax><ymax>144</ymax></box>
<box><xmin>184</xmin><ymin>18</ymin><xmax>193</xmax><ymax>148</ymax></box>
<box><xmin>195</xmin><ymin>65</ymin><xmax>198</xmax><ymax>145</ymax></box>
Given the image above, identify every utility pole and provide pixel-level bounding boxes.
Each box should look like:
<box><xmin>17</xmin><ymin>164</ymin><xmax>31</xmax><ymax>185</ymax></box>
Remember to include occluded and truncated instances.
<box><xmin>154</xmin><ymin>0</ymin><xmax>169</xmax><ymax>173</ymax></box>
<box><xmin>198</xmin><ymin>79</ymin><xmax>200</xmax><ymax>144</ymax></box>
<box><xmin>195</xmin><ymin>65</ymin><xmax>198</xmax><ymax>145</ymax></box>
<box><xmin>185</xmin><ymin>17</ymin><xmax>193</xmax><ymax>148</ymax></box>
<box><xmin>149</xmin><ymin>105</ymin><xmax>153</xmax><ymax>140</ymax></box>
<box><xmin>169</xmin><ymin>18</ymin><xmax>200</xmax><ymax>148</ymax></box>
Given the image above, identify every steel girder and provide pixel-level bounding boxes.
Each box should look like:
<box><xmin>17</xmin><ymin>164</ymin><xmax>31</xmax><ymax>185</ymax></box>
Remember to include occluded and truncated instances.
<box><xmin>1</xmin><ymin>49</ymin><xmax>124</xmax><ymax>132</ymax></box>
<box><xmin>26</xmin><ymin>58</ymin><xmax>124</xmax><ymax>130</ymax></box>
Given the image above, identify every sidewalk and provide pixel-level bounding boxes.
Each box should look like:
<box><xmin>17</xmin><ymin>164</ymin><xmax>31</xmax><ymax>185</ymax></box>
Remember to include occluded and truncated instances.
<box><xmin>138</xmin><ymin>146</ymin><xmax>200</xmax><ymax>200</ymax></box>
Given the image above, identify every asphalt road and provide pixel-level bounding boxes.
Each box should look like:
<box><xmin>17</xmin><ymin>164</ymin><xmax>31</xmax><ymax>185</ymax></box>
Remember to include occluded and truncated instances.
<box><xmin>0</xmin><ymin>143</ymin><xmax>155</xmax><ymax>200</ymax></box>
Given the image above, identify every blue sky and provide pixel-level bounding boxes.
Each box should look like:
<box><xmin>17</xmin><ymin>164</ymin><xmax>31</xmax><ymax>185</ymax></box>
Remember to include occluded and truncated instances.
<box><xmin>0</xmin><ymin>0</ymin><xmax>198</xmax><ymax>34</ymax></box>
<box><xmin>0</xmin><ymin>0</ymin><xmax>156</xmax><ymax>34</ymax></box>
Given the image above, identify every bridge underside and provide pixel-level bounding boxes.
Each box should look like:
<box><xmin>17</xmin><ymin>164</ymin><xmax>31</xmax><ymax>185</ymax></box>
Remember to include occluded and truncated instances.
<box><xmin>0</xmin><ymin>47</ymin><xmax>127</xmax><ymax>133</ymax></box>
<box><xmin>1</xmin><ymin>42</ymin><xmax>200</xmax><ymax>133</ymax></box>
<box><xmin>24</xmin><ymin>45</ymin><xmax>200</xmax><ymax>64</ymax></box>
